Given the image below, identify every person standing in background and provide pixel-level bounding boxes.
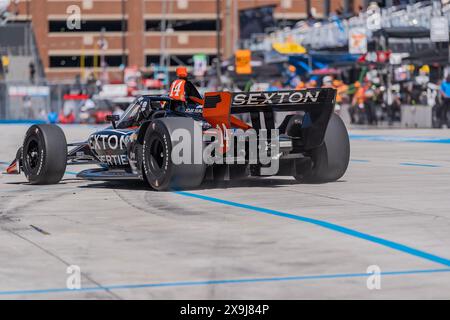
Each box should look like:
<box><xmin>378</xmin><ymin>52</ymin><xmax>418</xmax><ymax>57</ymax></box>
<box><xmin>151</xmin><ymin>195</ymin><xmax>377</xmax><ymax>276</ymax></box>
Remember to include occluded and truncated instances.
<box><xmin>350</xmin><ymin>81</ymin><xmax>364</xmax><ymax>124</ymax></box>
<box><xmin>439</xmin><ymin>75</ymin><xmax>450</xmax><ymax>128</ymax></box>
<box><xmin>306</xmin><ymin>79</ymin><xmax>317</xmax><ymax>88</ymax></box>
<box><xmin>333</xmin><ymin>79</ymin><xmax>348</xmax><ymax>115</ymax></box>
<box><xmin>23</xmin><ymin>95</ymin><xmax>34</xmax><ymax>119</ymax></box>
<box><xmin>0</xmin><ymin>57</ymin><xmax>4</xmax><ymax>80</ymax></box>
<box><xmin>322</xmin><ymin>76</ymin><xmax>333</xmax><ymax>88</ymax></box>
<box><xmin>363</xmin><ymin>80</ymin><xmax>377</xmax><ymax>125</ymax></box>
<box><xmin>295</xmin><ymin>80</ymin><xmax>305</xmax><ymax>90</ymax></box>
<box><xmin>2</xmin><ymin>55</ymin><xmax>9</xmax><ymax>74</ymax></box>
<box><xmin>29</xmin><ymin>61</ymin><xmax>35</xmax><ymax>84</ymax></box>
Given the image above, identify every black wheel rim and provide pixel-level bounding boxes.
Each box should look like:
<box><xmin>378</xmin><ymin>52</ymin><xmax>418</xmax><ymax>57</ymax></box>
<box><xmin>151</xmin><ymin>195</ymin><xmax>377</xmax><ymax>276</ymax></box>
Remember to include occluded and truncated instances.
<box><xmin>149</xmin><ymin>137</ymin><xmax>166</xmax><ymax>174</ymax></box>
<box><xmin>26</xmin><ymin>138</ymin><xmax>40</xmax><ymax>170</ymax></box>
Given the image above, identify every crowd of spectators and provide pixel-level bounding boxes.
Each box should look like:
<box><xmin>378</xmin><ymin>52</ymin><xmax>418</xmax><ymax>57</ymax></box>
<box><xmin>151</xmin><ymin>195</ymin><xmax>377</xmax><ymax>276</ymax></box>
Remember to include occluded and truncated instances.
<box><xmin>257</xmin><ymin>64</ymin><xmax>450</xmax><ymax>128</ymax></box>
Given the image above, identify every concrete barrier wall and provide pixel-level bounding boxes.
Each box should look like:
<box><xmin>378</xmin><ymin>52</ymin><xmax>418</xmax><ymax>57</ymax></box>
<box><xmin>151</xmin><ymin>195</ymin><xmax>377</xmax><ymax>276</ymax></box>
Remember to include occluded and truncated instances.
<box><xmin>401</xmin><ymin>105</ymin><xmax>432</xmax><ymax>128</ymax></box>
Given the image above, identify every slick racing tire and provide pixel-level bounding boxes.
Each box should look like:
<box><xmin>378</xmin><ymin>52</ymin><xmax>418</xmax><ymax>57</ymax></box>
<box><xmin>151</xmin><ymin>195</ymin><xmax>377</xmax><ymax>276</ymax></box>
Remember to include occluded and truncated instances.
<box><xmin>294</xmin><ymin>113</ymin><xmax>350</xmax><ymax>183</ymax></box>
<box><xmin>142</xmin><ymin>118</ymin><xmax>206</xmax><ymax>191</ymax></box>
<box><xmin>22</xmin><ymin>124</ymin><xmax>67</xmax><ymax>184</ymax></box>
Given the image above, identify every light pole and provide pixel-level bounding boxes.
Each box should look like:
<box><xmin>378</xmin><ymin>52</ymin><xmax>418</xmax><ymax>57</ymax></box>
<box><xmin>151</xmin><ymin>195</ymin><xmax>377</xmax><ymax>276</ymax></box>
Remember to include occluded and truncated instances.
<box><xmin>160</xmin><ymin>0</ymin><xmax>167</xmax><ymax>68</ymax></box>
<box><xmin>343</xmin><ymin>0</ymin><xmax>350</xmax><ymax>15</ymax></box>
<box><xmin>216</xmin><ymin>0</ymin><xmax>222</xmax><ymax>89</ymax></box>
<box><xmin>100</xmin><ymin>27</ymin><xmax>107</xmax><ymax>83</ymax></box>
<box><xmin>324</xmin><ymin>0</ymin><xmax>330</xmax><ymax>18</ymax></box>
<box><xmin>121</xmin><ymin>0</ymin><xmax>126</xmax><ymax>68</ymax></box>
<box><xmin>306</xmin><ymin>0</ymin><xmax>311</xmax><ymax>18</ymax></box>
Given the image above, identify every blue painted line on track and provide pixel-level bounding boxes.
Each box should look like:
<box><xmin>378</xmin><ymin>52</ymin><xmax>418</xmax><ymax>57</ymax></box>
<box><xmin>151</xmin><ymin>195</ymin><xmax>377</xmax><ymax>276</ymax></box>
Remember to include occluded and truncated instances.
<box><xmin>175</xmin><ymin>191</ymin><xmax>450</xmax><ymax>267</ymax></box>
<box><xmin>350</xmin><ymin>134</ymin><xmax>450</xmax><ymax>144</ymax></box>
<box><xmin>0</xmin><ymin>120</ymin><xmax>47</xmax><ymax>125</ymax></box>
<box><xmin>399</xmin><ymin>162</ymin><xmax>441</xmax><ymax>168</ymax></box>
<box><xmin>2</xmin><ymin>162</ymin><xmax>449</xmax><ymax>266</ymax></box>
<box><xmin>351</xmin><ymin>159</ymin><xmax>442</xmax><ymax>168</ymax></box>
<box><xmin>0</xmin><ymin>267</ymin><xmax>449</xmax><ymax>296</ymax></box>
<box><xmin>3</xmin><ymin>162</ymin><xmax>450</xmax><ymax>278</ymax></box>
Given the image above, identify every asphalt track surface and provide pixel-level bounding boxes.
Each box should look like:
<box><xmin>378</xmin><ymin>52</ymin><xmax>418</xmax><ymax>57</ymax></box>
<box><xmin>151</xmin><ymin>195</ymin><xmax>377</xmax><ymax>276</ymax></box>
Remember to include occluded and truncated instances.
<box><xmin>1</xmin><ymin>124</ymin><xmax>450</xmax><ymax>299</ymax></box>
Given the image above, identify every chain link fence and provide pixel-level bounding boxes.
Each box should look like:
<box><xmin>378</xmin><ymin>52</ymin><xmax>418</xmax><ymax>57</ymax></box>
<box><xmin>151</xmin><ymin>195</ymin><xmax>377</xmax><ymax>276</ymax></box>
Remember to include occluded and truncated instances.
<box><xmin>0</xmin><ymin>81</ymin><xmax>84</xmax><ymax>121</ymax></box>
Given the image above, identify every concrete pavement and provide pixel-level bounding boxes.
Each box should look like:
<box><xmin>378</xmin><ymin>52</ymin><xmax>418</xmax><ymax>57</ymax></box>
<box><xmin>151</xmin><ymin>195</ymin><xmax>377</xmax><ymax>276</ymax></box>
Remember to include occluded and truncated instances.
<box><xmin>1</xmin><ymin>124</ymin><xmax>450</xmax><ymax>299</ymax></box>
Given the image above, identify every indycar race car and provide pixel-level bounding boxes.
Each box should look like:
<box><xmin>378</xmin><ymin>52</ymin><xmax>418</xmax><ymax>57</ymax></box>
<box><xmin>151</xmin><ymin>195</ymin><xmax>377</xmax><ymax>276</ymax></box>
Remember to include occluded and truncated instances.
<box><xmin>5</xmin><ymin>88</ymin><xmax>350</xmax><ymax>191</ymax></box>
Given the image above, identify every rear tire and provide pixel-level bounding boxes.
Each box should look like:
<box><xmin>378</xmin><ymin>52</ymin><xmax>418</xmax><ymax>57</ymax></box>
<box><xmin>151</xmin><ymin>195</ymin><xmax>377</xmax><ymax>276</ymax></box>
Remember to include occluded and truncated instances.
<box><xmin>142</xmin><ymin>118</ymin><xmax>206</xmax><ymax>191</ymax></box>
<box><xmin>22</xmin><ymin>124</ymin><xmax>67</xmax><ymax>184</ymax></box>
<box><xmin>294</xmin><ymin>113</ymin><xmax>350</xmax><ymax>183</ymax></box>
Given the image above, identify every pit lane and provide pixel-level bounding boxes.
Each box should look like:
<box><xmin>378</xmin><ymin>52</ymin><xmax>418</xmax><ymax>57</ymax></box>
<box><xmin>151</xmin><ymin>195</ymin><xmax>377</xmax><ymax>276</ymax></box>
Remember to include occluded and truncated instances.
<box><xmin>1</xmin><ymin>124</ymin><xmax>450</xmax><ymax>299</ymax></box>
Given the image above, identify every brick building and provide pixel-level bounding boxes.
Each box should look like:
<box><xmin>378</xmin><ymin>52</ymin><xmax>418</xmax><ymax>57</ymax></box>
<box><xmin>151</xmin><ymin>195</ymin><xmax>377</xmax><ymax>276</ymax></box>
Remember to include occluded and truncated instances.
<box><xmin>7</xmin><ymin>0</ymin><xmax>364</xmax><ymax>82</ymax></box>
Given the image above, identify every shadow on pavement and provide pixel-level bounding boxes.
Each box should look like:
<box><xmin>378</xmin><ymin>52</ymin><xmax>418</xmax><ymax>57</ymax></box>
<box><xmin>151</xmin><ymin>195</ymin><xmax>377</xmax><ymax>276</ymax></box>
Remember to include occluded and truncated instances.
<box><xmin>77</xmin><ymin>177</ymin><xmax>312</xmax><ymax>191</ymax></box>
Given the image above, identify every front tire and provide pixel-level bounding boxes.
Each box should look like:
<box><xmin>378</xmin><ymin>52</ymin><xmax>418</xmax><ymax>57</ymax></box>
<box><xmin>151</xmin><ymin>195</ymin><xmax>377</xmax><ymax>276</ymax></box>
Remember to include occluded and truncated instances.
<box><xmin>295</xmin><ymin>113</ymin><xmax>350</xmax><ymax>183</ymax></box>
<box><xmin>22</xmin><ymin>124</ymin><xmax>67</xmax><ymax>184</ymax></box>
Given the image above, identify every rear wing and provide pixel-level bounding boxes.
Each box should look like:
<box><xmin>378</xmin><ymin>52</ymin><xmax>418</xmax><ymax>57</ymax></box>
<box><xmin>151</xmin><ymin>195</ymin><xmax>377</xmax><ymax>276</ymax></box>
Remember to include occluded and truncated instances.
<box><xmin>203</xmin><ymin>88</ymin><xmax>336</xmax><ymax>149</ymax></box>
<box><xmin>204</xmin><ymin>88</ymin><xmax>335</xmax><ymax>112</ymax></box>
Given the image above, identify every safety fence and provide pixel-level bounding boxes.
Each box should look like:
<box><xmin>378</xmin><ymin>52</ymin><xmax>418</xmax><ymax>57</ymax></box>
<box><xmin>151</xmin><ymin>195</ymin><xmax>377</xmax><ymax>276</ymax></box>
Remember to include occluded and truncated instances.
<box><xmin>0</xmin><ymin>81</ymin><xmax>80</xmax><ymax>121</ymax></box>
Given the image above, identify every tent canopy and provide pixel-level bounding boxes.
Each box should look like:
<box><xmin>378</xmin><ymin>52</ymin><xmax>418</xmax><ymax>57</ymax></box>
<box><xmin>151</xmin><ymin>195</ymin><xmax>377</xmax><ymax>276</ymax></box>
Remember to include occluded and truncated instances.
<box><xmin>288</xmin><ymin>51</ymin><xmax>359</xmax><ymax>73</ymax></box>
<box><xmin>372</xmin><ymin>27</ymin><xmax>430</xmax><ymax>38</ymax></box>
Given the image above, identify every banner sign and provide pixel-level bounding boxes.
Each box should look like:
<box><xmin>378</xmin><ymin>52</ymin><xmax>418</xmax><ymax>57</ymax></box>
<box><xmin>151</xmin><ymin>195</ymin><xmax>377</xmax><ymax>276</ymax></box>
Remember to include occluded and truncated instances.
<box><xmin>8</xmin><ymin>86</ymin><xmax>50</xmax><ymax>97</ymax></box>
<box><xmin>348</xmin><ymin>28</ymin><xmax>368</xmax><ymax>54</ymax></box>
<box><xmin>235</xmin><ymin>49</ymin><xmax>252</xmax><ymax>75</ymax></box>
<box><xmin>430</xmin><ymin>16</ymin><xmax>449</xmax><ymax>42</ymax></box>
<box><xmin>193</xmin><ymin>54</ymin><xmax>208</xmax><ymax>77</ymax></box>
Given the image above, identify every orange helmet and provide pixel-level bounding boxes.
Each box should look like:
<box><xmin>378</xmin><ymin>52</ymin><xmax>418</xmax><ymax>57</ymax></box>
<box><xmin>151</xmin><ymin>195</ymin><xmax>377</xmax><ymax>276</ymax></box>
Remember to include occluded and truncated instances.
<box><xmin>176</xmin><ymin>66</ymin><xmax>188</xmax><ymax>78</ymax></box>
<box><xmin>332</xmin><ymin>79</ymin><xmax>342</xmax><ymax>87</ymax></box>
<box><xmin>307</xmin><ymin>79</ymin><xmax>317</xmax><ymax>88</ymax></box>
<box><xmin>295</xmin><ymin>81</ymin><xmax>305</xmax><ymax>90</ymax></box>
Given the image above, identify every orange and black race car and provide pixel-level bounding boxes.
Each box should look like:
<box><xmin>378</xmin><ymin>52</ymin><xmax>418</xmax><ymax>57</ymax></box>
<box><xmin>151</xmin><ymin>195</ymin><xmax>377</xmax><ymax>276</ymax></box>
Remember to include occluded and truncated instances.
<box><xmin>5</xmin><ymin>88</ymin><xmax>350</xmax><ymax>191</ymax></box>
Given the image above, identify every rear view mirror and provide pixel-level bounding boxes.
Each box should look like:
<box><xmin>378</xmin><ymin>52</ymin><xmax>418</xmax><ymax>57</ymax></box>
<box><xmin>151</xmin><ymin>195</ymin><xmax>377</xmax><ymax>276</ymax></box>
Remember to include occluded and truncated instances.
<box><xmin>106</xmin><ymin>114</ymin><xmax>120</xmax><ymax>128</ymax></box>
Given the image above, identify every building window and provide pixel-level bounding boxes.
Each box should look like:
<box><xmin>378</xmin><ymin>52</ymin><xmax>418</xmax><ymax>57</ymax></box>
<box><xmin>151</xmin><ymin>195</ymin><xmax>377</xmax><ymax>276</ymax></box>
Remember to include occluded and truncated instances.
<box><xmin>49</xmin><ymin>55</ymin><xmax>127</xmax><ymax>68</ymax></box>
<box><xmin>275</xmin><ymin>19</ymin><xmax>301</xmax><ymax>28</ymax></box>
<box><xmin>146</xmin><ymin>55</ymin><xmax>215</xmax><ymax>66</ymax></box>
<box><xmin>49</xmin><ymin>20</ymin><xmax>127</xmax><ymax>32</ymax></box>
<box><xmin>145</xmin><ymin>20</ymin><xmax>216</xmax><ymax>32</ymax></box>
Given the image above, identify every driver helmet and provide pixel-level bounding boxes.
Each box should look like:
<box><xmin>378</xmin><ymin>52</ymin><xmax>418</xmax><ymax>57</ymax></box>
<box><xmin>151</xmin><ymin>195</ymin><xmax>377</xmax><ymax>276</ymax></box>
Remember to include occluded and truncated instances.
<box><xmin>322</xmin><ymin>76</ymin><xmax>333</xmax><ymax>86</ymax></box>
